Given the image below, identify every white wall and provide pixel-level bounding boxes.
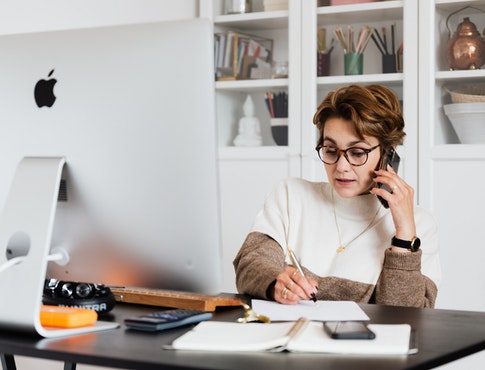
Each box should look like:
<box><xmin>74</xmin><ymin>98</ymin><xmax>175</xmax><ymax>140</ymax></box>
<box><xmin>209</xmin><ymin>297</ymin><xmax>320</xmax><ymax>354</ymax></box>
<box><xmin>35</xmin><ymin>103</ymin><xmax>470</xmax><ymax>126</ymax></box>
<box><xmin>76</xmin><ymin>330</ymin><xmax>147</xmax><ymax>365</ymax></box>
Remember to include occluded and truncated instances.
<box><xmin>0</xmin><ymin>0</ymin><xmax>197</xmax><ymax>35</ymax></box>
<box><xmin>0</xmin><ymin>2</ymin><xmax>197</xmax><ymax>369</ymax></box>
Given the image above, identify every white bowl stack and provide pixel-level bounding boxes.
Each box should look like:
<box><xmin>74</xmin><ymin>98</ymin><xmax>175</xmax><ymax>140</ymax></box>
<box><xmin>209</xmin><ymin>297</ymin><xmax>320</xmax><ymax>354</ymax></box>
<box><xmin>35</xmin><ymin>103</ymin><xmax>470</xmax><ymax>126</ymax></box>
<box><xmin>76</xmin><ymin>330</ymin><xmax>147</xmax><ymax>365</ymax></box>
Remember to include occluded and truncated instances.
<box><xmin>443</xmin><ymin>103</ymin><xmax>485</xmax><ymax>144</ymax></box>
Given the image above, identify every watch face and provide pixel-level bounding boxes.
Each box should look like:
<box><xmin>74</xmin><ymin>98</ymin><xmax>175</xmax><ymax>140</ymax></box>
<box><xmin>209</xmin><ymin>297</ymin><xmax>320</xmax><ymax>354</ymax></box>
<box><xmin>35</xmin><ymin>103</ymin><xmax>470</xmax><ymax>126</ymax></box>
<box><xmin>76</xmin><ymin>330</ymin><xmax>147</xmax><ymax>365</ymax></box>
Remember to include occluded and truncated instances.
<box><xmin>411</xmin><ymin>237</ymin><xmax>421</xmax><ymax>251</ymax></box>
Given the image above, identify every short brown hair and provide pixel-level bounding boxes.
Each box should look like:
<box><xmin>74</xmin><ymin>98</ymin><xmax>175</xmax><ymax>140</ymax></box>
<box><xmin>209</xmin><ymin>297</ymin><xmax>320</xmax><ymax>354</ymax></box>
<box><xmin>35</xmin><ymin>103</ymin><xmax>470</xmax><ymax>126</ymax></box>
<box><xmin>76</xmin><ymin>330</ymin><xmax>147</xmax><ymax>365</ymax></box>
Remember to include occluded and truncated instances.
<box><xmin>313</xmin><ymin>84</ymin><xmax>405</xmax><ymax>151</ymax></box>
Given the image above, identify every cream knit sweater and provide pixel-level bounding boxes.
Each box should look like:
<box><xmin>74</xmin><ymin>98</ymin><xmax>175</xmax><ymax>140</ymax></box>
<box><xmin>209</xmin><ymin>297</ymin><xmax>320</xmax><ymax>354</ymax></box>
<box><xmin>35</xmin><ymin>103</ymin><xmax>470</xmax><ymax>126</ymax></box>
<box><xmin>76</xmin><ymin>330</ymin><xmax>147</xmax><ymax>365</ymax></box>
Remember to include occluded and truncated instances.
<box><xmin>233</xmin><ymin>178</ymin><xmax>441</xmax><ymax>307</ymax></box>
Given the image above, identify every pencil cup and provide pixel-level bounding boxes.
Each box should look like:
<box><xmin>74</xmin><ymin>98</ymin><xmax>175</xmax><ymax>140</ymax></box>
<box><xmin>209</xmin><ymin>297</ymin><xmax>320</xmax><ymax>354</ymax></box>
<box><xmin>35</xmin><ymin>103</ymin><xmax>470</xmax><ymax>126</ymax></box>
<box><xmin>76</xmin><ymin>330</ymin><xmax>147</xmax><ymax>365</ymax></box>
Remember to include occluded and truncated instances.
<box><xmin>382</xmin><ymin>54</ymin><xmax>397</xmax><ymax>73</ymax></box>
<box><xmin>317</xmin><ymin>52</ymin><xmax>331</xmax><ymax>77</ymax></box>
<box><xmin>270</xmin><ymin>118</ymin><xmax>288</xmax><ymax>146</ymax></box>
<box><xmin>344</xmin><ymin>53</ymin><xmax>363</xmax><ymax>75</ymax></box>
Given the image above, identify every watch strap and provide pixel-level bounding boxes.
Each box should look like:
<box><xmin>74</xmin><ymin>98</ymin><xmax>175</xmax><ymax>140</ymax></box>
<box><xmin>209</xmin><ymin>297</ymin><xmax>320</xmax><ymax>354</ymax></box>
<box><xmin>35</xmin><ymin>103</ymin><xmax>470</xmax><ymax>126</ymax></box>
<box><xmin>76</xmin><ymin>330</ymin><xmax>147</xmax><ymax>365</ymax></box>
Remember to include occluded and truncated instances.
<box><xmin>391</xmin><ymin>236</ymin><xmax>421</xmax><ymax>252</ymax></box>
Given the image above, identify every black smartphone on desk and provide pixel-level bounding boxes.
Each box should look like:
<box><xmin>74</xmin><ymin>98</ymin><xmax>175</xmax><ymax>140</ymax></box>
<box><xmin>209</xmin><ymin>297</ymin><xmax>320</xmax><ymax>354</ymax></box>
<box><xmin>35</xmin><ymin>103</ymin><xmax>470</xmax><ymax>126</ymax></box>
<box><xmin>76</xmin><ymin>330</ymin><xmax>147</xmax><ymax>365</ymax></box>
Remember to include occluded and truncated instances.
<box><xmin>324</xmin><ymin>321</ymin><xmax>376</xmax><ymax>340</ymax></box>
<box><xmin>124</xmin><ymin>308</ymin><xmax>212</xmax><ymax>332</ymax></box>
<box><xmin>376</xmin><ymin>147</ymin><xmax>400</xmax><ymax>208</ymax></box>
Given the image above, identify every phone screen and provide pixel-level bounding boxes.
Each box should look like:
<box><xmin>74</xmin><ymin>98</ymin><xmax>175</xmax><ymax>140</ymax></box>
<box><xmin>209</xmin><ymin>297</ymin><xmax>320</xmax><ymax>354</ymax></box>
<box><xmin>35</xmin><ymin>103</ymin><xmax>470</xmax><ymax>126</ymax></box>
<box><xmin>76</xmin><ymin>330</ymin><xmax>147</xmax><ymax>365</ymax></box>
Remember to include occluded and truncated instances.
<box><xmin>376</xmin><ymin>147</ymin><xmax>401</xmax><ymax>208</ymax></box>
<box><xmin>323</xmin><ymin>321</ymin><xmax>376</xmax><ymax>340</ymax></box>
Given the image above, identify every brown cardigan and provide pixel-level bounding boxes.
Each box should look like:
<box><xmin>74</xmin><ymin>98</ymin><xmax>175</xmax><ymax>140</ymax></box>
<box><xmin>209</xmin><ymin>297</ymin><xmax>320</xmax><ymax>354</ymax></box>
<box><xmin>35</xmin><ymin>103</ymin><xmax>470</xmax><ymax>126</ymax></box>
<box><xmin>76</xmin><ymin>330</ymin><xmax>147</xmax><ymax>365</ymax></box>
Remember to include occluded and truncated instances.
<box><xmin>233</xmin><ymin>232</ymin><xmax>437</xmax><ymax>308</ymax></box>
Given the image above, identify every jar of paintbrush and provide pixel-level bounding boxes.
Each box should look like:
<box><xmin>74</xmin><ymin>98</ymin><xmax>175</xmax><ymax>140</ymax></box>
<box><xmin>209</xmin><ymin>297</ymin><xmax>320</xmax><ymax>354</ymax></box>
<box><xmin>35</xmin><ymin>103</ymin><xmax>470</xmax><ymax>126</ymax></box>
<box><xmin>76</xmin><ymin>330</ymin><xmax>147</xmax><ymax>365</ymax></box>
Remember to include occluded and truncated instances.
<box><xmin>334</xmin><ymin>25</ymin><xmax>373</xmax><ymax>75</ymax></box>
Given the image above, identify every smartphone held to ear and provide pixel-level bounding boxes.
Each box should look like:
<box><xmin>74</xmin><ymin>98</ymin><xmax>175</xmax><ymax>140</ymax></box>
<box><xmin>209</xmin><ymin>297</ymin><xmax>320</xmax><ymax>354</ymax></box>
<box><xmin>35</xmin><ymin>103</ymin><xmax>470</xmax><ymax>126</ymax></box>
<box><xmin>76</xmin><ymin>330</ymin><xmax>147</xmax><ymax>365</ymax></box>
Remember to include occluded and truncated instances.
<box><xmin>376</xmin><ymin>147</ymin><xmax>401</xmax><ymax>208</ymax></box>
<box><xmin>323</xmin><ymin>321</ymin><xmax>376</xmax><ymax>340</ymax></box>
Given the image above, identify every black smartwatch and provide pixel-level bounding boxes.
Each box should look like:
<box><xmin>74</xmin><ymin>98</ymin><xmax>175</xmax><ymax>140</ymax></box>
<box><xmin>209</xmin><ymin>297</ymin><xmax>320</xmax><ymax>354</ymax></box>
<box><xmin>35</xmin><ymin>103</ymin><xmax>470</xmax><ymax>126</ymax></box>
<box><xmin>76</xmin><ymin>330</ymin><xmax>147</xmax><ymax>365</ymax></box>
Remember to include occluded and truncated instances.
<box><xmin>391</xmin><ymin>236</ymin><xmax>421</xmax><ymax>252</ymax></box>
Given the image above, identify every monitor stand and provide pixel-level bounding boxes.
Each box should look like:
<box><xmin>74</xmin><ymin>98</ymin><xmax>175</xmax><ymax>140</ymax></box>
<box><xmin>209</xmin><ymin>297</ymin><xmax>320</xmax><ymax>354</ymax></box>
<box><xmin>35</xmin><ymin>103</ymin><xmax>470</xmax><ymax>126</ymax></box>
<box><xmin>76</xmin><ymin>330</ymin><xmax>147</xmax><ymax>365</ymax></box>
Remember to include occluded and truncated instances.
<box><xmin>0</xmin><ymin>157</ymin><xmax>118</xmax><ymax>338</ymax></box>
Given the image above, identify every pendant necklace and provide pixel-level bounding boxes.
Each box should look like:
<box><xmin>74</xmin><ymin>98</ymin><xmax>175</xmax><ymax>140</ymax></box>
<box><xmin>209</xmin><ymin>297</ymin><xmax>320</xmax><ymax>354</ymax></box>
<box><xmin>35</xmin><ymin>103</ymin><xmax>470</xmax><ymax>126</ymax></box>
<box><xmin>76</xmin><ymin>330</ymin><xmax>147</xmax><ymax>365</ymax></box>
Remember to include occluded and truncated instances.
<box><xmin>331</xmin><ymin>190</ymin><xmax>381</xmax><ymax>253</ymax></box>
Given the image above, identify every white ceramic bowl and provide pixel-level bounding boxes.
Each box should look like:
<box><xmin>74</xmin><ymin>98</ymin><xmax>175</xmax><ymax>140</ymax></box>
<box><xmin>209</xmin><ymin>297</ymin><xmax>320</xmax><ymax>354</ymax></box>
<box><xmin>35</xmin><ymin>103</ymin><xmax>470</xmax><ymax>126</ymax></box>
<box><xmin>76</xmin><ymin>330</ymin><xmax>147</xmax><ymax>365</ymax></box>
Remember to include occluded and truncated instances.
<box><xmin>443</xmin><ymin>103</ymin><xmax>485</xmax><ymax>144</ymax></box>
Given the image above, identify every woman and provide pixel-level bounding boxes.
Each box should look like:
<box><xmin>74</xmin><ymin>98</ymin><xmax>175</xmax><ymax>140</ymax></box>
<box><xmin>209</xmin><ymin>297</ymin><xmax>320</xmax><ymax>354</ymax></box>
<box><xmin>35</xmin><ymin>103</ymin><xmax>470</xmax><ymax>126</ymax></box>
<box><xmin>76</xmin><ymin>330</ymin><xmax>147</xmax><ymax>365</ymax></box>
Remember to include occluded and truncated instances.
<box><xmin>233</xmin><ymin>85</ymin><xmax>440</xmax><ymax>308</ymax></box>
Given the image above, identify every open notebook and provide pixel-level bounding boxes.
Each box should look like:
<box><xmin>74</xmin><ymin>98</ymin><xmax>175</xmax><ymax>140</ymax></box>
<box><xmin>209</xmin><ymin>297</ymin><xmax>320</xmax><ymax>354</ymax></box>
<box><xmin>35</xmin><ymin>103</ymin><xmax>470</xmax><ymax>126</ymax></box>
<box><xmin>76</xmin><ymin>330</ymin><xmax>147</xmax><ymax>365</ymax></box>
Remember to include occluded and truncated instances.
<box><xmin>166</xmin><ymin>318</ymin><xmax>416</xmax><ymax>355</ymax></box>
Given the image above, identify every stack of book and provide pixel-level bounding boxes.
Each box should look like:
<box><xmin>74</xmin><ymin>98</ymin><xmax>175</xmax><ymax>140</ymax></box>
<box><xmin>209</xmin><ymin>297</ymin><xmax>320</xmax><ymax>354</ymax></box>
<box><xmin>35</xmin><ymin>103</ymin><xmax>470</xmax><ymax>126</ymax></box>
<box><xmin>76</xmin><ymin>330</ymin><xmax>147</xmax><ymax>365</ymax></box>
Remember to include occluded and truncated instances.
<box><xmin>214</xmin><ymin>31</ymin><xmax>273</xmax><ymax>80</ymax></box>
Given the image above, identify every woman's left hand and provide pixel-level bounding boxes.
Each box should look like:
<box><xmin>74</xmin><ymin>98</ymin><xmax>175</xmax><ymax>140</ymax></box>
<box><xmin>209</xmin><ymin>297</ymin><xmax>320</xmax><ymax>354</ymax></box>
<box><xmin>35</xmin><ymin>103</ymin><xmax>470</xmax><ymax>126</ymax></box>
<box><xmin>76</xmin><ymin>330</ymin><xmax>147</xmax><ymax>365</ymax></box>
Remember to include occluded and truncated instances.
<box><xmin>370</xmin><ymin>165</ymin><xmax>417</xmax><ymax>241</ymax></box>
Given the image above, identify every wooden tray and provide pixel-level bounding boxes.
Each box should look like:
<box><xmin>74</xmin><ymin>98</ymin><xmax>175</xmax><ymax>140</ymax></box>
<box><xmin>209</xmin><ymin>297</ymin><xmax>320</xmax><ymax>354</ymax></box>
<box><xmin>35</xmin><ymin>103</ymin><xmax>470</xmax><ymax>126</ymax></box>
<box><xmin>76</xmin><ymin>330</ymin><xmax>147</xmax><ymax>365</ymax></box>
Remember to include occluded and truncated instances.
<box><xmin>110</xmin><ymin>287</ymin><xmax>243</xmax><ymax>312</ymax></box>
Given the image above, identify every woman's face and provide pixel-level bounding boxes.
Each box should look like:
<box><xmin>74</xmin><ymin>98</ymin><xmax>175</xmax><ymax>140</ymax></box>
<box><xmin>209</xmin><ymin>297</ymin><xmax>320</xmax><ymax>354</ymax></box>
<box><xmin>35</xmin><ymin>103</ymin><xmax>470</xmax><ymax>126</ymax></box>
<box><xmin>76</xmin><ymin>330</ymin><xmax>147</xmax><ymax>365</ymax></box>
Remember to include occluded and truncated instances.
<box><xmin>322</xmin><ymin>117</ymin><xmax>381</xmax><ymax>198</ymax></box>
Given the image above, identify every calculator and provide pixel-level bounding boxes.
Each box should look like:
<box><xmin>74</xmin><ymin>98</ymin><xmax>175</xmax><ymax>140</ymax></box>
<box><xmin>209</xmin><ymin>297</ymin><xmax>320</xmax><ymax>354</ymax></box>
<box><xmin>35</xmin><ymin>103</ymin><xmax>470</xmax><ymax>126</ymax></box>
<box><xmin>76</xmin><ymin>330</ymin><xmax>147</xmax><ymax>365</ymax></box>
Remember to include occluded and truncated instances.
<box><xmin>124</xmin><ymin>308</ymin><xmax>212</xmax><ymax>331</ymax></box>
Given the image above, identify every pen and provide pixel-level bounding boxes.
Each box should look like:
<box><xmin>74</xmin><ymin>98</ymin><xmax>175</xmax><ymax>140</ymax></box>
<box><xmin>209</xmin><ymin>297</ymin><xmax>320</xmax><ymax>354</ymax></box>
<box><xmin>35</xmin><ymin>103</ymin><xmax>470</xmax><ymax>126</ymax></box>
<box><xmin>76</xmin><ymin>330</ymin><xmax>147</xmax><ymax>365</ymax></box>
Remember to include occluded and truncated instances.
<box><xmin>373</xmin><ymin>29</ymin><xmax>387</xmax><ymax>55</ymax></box>
<box><xmin>371</xmin><ymin>33</ymin><xmax>385</xmax><ymax>56</ymax></box>
<box><xmin>287</xmin><ymin>248</ymin><xmax>317</xmax><ymax>303</ymax></box>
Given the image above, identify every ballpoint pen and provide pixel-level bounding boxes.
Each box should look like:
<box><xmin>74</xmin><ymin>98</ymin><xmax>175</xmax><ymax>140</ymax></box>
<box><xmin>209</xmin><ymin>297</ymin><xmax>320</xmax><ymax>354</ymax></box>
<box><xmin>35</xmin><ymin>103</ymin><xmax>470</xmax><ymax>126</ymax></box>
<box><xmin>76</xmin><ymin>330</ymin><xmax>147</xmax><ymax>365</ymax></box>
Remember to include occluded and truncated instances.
<box><xmin>287</xmin><ymin>248</ymin><xmax>317</xmax><ymax>303</ymax></box>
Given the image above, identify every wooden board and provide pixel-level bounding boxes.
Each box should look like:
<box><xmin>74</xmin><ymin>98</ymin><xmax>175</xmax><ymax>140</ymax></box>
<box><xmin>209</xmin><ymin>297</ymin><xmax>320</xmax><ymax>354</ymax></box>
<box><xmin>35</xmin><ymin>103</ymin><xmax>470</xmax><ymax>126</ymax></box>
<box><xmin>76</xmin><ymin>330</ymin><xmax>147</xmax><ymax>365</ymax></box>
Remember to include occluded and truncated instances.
<box><xmin>110</xmin><ymin>287</ymin><xmax>243</xmax><ymax>312</ymax></box>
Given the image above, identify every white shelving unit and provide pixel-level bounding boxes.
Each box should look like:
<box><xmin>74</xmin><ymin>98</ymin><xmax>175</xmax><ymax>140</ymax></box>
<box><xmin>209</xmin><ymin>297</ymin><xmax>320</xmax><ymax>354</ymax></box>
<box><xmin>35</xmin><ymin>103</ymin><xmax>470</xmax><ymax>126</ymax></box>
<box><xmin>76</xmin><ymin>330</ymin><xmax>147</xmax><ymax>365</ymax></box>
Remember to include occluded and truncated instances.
<box><xmin>201</xmin><ymin>0</ymin><xmax>418</xmax><ymax>177</ymax></box>
<box><xmin>202</xmin><ymin>0</ymin><xmax>299</xmax><ymax>155</ymax></box>
<box><xmin>420</xmin><ymin>0</ymin><xmax>485</xmax><ymax>175</ymax></box>
<box><xmin>200</xmin><ymin>0</ymin><xmax>419</xmax><ymax>293</ymax></box>
<box><xmin>418</xmin><ymin>0</ymin><xmax>485</xmax><ymax>328</ymax></box>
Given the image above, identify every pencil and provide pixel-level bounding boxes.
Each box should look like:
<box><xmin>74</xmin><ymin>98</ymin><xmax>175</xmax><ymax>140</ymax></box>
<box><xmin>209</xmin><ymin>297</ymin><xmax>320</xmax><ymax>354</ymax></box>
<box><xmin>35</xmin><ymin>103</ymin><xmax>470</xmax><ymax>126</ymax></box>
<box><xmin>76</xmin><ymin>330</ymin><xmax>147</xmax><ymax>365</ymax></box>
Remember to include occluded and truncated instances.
<box><xmin>391</xmin><ymin>24</ymin><xmax>395</xmax><ymax>55</ymax></box>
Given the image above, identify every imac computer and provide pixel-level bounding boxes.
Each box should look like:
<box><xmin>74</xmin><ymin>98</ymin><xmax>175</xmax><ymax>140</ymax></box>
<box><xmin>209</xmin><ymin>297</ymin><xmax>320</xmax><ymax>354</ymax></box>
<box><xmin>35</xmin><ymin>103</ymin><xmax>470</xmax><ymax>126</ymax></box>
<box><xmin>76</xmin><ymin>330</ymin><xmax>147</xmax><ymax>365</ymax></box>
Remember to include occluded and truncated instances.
<box><xmin>0</xmin><ymin>19</ymin><xmax>222</xmax><ymax>335</ymax></box>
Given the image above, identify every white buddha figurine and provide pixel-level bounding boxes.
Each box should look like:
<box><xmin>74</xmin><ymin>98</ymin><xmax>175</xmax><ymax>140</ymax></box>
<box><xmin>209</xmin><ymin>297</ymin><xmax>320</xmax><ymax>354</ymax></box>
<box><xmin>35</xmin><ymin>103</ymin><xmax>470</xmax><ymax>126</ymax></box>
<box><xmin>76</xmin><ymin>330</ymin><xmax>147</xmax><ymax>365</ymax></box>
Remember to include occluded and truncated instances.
<box><xmin>233</xmin><ymin>95</ymin><xmax>263</xmax><ymax>146</ymax></box>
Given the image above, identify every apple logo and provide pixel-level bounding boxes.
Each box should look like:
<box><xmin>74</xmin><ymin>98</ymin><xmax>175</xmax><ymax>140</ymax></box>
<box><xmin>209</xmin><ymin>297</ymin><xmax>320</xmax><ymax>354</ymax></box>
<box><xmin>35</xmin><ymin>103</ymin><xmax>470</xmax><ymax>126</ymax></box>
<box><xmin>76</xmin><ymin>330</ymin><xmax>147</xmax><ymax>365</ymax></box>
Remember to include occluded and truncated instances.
<box><xmin>34</xmin><ymin>69</ymin><xmax>57</xmax><ymax>108</ymax></box>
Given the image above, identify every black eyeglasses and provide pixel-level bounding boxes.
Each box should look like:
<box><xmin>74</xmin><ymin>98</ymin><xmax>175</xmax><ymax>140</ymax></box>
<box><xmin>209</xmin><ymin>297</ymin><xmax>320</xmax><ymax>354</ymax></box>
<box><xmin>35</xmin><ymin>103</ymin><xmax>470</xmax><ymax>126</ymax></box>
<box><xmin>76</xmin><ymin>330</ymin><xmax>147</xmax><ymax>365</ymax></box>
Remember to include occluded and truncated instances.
<box><xmin>315</xmin><ymin>144</ymin><xmax>380</xmax><ymax>166</ymax></box>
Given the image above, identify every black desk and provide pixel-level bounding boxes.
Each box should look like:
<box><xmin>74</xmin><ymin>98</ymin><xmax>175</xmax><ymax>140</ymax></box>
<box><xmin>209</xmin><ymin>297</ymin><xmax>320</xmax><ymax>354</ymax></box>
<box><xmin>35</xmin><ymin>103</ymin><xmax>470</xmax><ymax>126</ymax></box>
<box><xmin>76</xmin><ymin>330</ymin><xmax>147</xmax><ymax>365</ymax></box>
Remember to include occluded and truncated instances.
<box><xmin>1</xmin><ymin>302</ymin><xmax>485</xmax><ymax>370</ymax></box>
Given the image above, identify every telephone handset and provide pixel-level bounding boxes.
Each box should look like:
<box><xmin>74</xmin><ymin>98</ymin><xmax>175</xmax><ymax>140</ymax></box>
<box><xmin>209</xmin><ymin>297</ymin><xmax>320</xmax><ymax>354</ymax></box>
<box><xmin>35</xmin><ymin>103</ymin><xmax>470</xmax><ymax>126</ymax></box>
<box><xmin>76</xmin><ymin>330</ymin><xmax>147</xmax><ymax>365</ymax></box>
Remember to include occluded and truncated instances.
<box><xmin>376</xmin><ymin>147</ymin><xmax>400</xmax><ymax>208</ymax></box>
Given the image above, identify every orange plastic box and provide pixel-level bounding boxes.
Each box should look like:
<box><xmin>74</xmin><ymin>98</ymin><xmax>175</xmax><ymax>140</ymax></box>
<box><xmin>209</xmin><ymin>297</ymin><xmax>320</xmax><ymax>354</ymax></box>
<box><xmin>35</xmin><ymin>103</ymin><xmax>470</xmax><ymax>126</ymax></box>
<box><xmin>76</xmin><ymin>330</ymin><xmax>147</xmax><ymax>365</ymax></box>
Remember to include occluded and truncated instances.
<box><xmin>40</xmin><ymin>305</ymin><xmax>98</xmax><ymax>328</ymax></box>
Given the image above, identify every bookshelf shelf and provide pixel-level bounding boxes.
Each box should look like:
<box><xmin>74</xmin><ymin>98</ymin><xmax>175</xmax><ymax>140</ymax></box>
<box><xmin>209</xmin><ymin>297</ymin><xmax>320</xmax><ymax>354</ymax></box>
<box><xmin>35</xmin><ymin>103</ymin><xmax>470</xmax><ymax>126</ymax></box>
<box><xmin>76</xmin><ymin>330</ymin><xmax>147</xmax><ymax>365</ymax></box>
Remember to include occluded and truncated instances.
<box><xmin>214</xmin><ymin>10</ymin><xmax>289</xmax><ymax>29</ymax></box>
<box><xmin>216</xmin><ymin>78</ymin><xmax>288</xmax><ymax>91</ymax></box>
<box><xmin>317</xmin><ymin>1</ymin><xmax>403</xmax><ymax>25</ymax></box>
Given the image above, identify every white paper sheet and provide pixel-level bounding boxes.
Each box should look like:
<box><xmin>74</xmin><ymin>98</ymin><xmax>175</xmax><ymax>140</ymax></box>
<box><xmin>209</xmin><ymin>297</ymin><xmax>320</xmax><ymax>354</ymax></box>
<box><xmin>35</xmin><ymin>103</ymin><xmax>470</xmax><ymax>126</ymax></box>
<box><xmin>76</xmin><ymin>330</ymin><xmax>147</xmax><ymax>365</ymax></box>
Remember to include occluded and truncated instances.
<box><xmin>251</xmin><ymin>300</ymin><xmax>370</xmax><ymax>322</ymax></box>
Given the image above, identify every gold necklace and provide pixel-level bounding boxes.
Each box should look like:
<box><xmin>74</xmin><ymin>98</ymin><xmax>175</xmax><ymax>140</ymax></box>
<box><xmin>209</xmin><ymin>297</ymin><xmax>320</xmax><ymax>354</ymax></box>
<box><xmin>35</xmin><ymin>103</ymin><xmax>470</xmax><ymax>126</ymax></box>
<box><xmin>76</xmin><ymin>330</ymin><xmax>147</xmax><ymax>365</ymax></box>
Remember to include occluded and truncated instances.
<box><xmin>331</xmin><ymin>190</ymin><xmax>381</xmax><ymax>253</ymax></box>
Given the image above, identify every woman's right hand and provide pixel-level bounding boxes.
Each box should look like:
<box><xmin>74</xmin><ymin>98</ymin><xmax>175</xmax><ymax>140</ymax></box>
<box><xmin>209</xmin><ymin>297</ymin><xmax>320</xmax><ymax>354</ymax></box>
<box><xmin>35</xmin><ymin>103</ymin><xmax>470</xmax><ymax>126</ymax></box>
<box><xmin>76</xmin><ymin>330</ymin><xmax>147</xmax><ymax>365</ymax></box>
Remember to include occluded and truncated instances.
<box><xmin>273</xmin><ymin>266</ymin><xmax>318</xmax><ymax>304</ymax></box>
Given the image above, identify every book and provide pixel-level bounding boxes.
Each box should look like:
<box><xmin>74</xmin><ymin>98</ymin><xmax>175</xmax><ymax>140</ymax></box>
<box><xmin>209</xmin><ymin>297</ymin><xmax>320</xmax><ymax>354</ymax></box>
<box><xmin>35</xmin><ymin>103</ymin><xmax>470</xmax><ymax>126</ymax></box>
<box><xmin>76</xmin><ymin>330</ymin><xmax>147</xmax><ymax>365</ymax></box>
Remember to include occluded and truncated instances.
<box><xmin>213</xmin><ymin>31</ymin><xmax>273</xmax><ymax>80</ymax></box>
<box><xmin>167</xmin><ymin>318</ymin><xmax>415</xmax><ymax>355</ymax></box>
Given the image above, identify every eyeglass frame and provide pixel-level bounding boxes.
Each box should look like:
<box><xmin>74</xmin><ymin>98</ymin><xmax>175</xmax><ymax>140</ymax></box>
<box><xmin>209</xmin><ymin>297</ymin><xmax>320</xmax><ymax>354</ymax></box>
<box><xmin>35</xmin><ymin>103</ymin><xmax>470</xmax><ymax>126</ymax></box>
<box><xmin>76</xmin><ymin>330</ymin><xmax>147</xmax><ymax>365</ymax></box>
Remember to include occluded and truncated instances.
<box><xmin>315</xmin><ymin>144</ymin><xmax>381</xmax><ymax>166</ymax></box>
